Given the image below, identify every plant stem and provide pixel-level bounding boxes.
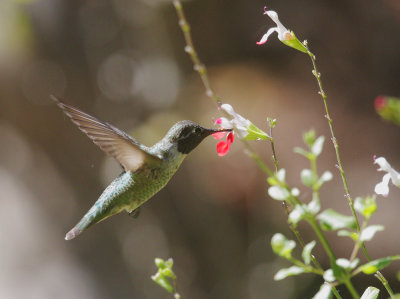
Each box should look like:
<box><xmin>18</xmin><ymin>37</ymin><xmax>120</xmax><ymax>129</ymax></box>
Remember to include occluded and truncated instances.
<box><xmin>308</xmin><ymin>218</ymin><xmax>336</xmax><ymax>264</ymax></box>
<box><xmin>344</xmin><ymin>279</ymin><xmax>360</xmax><ymax>299</ymax></box>
<box><xmin>172</xmin><ymin>0</ymin><xmax>220</xmax><ymax>106</ymax></box>
<box><xmin>306</xmin><ymin>47</ymin><xmax>394</xmax><ymax>297</ymax></box>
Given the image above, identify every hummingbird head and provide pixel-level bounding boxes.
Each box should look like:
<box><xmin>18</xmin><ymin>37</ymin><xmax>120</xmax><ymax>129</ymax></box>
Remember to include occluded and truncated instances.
<box><xmin>169</xmin><ymin>120</ymin><xmax>231</xmax><ymax>155</ymax></box>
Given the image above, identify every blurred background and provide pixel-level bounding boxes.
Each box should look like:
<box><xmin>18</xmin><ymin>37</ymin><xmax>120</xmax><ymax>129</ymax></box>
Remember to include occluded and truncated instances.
<box><xmin>1</xmin><ymin>0</ymin><xmax>400</xmax><ymax>298</ymax></box>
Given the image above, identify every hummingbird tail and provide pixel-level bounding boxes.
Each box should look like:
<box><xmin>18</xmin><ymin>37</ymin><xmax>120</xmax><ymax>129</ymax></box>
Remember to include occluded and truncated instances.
<box><xmin>65</xmin><ymin>227</ymin><xmax>82</xmax><ymax>241</ymax></box>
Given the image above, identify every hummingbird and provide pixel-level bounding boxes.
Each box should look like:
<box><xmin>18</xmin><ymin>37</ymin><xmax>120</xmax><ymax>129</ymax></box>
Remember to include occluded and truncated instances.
<box><xmin>52</xmin><ymin>95</ymin><xmax>230</xmax><ymax>240</ymax></box>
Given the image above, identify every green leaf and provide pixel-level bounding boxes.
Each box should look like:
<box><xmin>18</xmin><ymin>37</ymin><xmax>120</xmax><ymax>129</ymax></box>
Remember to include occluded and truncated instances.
<box><xmin>354</xmin><ymin>196</ymin><xmax>377</xmax><ymax>219</ymax></box>
<box><xmin>307</xmin><ymin>194</ymin><xmax>321</xmax><ymax>214</ymax></box>
<box><xmin>289</xmin><ymin>204</ymin><xmax>306</xmax><ymax>225</ymax></box>
<box><xmin>155</xmin><ymin>258</ymin><xmax>166</xmax><ymax>269</ymax></box>
<box><xmin>274</xmin><ymin>266</ymin><xmax>305</xmax><ymax>280</ymax></box>
<box><xmin>245</xmin><ymin>123</ymin><xmax>270</xmax><ymax>140</ymax></box>
<box><xmin>301</xmin><ymin>169</ymin><xmax>313</xmax><ymax>187</ymax></box>
<box><xmin>267</xmin><ymin>176</ymin><xmax>279</xmax><ymax>186</ymax></box>
<box><xmin>337</xmin><ymin>230</ymin><xmax>358</xmax><ymax>241</ymax></box>
<box><xmin>268</xmin><ymin>186</ymin><xmax>290</xmax><ymax>201</ymax></box>
<box><xmin>360</xmin><ymin>225</ymin><xmax>384</xmax><ymax>242</ymax></box>
<box><xmin>317</xmin><ymin>209</ymin><xmax>357</xmax><ymax>231</ymax></box>
<box><xmin>271</xmin><ymin>233</ymin><xmax>296</xmax><ymax>259</ymax></box>
<box><xmin>316</xmin><ymin>171</ymin><xmax>333</xmax><ymax>188</ymax></box>
<box><xmin>294</xmin><ymin>146</ymin><xmax>311</xmax><ymax>158</ymax></box>
<box><xmin>302</xmin><ymin>241</ymin><xmax>316</xmax><ymax>265</ymax></box>
<box><xmin>360</xmin><ymin>287</ymin><xmax>379</xmax><ymax>299</ymax></box>
<box><xmin>357</xmin><ymin>256</ymin><xmax>400</xmax><ymax>275</ymax></box>
<box><xmin>336</xmin><ymin>258</ymin><xmax>359</xmax><ymax>271</ymax></box>
<box><xmin>267</xmin><ymin>117</ymin><xmax>276</xmax><ymax>129</ymax></box>
<box><xmin>303</xmin><ymin>129</ymin><xmax>316</xmax><ymax>147</ymax></box>
<box><xmin>151</xmin><ymin>273</ymin><xmax>174</xmax><ymax>293</ymax></box>
<box><xmin>165</xmin><ymin>258</ymin><xmax>174</xmax><ymax>268</ymax></box>
<box><xmin>323</xmin><ymin>269</ymin><xmax>335</xmax><ymax>282</ymax></box>
<box><xmin>311</xmin><ymin>136</ymin><xmax>325</xmax><ymax>156</ymax></box>
<box><xmin>276</xmin><ymin>169</ymin><xmax>286</xmax><ymax>182</ymax></box>
<box><xmin>312</xmin><ymin>283</ymin><xmax>332</xmax><ymax>299</ymax></box>
<box><xmin>161</xmin><ymin>268</ymin><xmax>176</xmax><ymax>279</ymax></box>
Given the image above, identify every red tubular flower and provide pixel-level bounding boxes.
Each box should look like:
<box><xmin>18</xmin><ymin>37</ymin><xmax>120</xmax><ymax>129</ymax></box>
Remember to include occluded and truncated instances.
<box><xmin>216</xmin><ymin>132</ymin><xmax>234</xmax><ymax>156</ymax></box>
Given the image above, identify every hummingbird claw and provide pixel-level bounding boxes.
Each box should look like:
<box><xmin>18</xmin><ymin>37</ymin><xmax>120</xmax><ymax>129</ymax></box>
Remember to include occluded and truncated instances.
<box><xmin>128</xmin><ymin>207</ymin><xmax>141</xmax><ymax>219</ymax></box>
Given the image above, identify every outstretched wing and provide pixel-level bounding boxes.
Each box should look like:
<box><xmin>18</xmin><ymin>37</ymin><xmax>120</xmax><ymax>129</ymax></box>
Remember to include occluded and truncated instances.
<box><xmin>52</xmin><ymin>95</ymin><xmax>161</xmax><ymax>171</ymax></box>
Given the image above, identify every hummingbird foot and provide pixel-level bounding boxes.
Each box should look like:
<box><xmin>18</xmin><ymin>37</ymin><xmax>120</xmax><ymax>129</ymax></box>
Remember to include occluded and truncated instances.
<box><xmin>128</xmin><ymin>207</ymin><xmax>141</xmax><ymax>219</ymax></box>
<box><xmin>65</xmin><ymin>227</ymin><xmax>82</xmax><ymax>240</ymax></box>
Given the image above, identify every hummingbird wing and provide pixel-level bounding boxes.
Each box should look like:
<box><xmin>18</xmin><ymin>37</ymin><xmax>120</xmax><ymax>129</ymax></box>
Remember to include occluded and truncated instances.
<box><xmin>52</xmin><ymin>96</ymin><xmax>162</xmax><ymax>171</ymax></box>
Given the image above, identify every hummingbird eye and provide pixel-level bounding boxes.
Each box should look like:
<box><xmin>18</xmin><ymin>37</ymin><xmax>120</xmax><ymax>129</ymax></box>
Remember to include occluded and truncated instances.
<box><xmin>194</xmin><ymin>127</ymin><xmax>201</xmax><ymax>134</ymax></box>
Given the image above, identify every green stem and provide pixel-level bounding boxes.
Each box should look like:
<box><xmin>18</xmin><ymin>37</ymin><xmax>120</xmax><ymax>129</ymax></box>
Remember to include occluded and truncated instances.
<box><xmin>306</xmin><ymin>48</ymin><xmax>394</xmax><ymax>297</ymax></box>
<box><xmin>344</xmin><ymin>279</ymin><xmax>360</xmax><ymax>299</ymax></box>
<box><xmin>172</xmin><ymin>0</ymin><xmax>220</xmax><ymax>106</ymax></box>
<box><xmin>308</xmin><ymin>218</ymin><xmax>336</xmax><ymax>264</ymax></box>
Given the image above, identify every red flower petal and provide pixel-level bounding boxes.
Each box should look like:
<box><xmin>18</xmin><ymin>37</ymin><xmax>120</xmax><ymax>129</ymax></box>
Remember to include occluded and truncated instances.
<box><xmin>226</xmin><ymin>132</ymin><xmax>234</xmax><ymax>143</ymax></box>
<box><xmin>212</xmin><ymin>131</ymin><xmax>227</xmax><ymax>140</ymax></box>
<box><xmin>216</xmin><ymin>141</ymin><xmax>230</xmax><ymax>156</ymax></box>
<box><xmin>215</xmin><ymin>118</ymin><xmax>222</xmax><ymax>125</ymax></box>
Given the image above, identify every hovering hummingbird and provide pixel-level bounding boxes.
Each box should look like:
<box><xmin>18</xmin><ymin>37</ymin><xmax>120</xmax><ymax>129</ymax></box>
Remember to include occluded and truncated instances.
<box><xmin>52</xmin><ymin>96</ymin><xmax>230</xmax><ymax>240</ymax></box>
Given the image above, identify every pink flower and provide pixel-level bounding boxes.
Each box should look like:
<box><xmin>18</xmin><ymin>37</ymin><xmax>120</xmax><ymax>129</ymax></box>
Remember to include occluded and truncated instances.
<box><xmin>215</xmin><ymin>131</ymin><xmax>234</xmax><ymax>157</ymax></box>
<box><xmin>213</xmin><ymin>118</ymin><xmax>235</xmax><ymax>156</ymax></box>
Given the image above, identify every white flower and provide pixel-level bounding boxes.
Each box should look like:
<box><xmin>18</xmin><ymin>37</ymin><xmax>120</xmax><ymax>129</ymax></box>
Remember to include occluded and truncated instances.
<box><xmin>374</xmin><ymin>156</ymin><xmax>400</xmax><ymax>196</ymax></box>
<box><xmin>256</xmin><ymin>10</ymin><xmax>293</xmax><ymax>45</ymax></box>
<box><xmin>217</xmin><ymin>104</ymin><xmax>251</xmax><ymax>138</ymax></box>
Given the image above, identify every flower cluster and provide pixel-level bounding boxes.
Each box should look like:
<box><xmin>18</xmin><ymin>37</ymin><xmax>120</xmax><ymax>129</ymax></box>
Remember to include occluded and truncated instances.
<box><xmin>212</xmin><ymin>103</ymin><xmax>270</xmax><ymax>156</ymax></box>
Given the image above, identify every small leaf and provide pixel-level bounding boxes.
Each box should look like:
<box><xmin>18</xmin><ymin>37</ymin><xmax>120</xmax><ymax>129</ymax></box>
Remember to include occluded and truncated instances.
<box><xmin>267</xmin><ymin>176</ymin><xmax>279</xmax><ymax>186</ymax></box>
<box><xmin>337</xmin><ymin>230</ymin><xmax>358</xmax><ymax>241</ymax></box>
<box><xmin>303</xmin><ymin>129</ymin><xmax>316</xmax><ymax>148</ymax></box>
<box><xmin>161</xmin><ymin>268</ymin><xmax>176</xmax><ymax>279</ymax></box>
<box><xmin>274</xmin><ymin>266</ymin><xmax>305</xmax><ymax>280</ymax></box>
<box><xmin>357</xmin><ymin>256</ymin><xmax>400</xmax><ymax>275</ymax></box>
<box><xmin>151</xmin><ymin>273</ymin><xmax>174</xmax><ymax>293</ymax></box>
<box><xmin>276</xmin><ymin>169</ymin><xmax>286</xmax><ymax>182</ymax></box>
<box><xmin>165</xmin><ymin>258</ymin><xmax>174</xmax><ymax>268</ymax></box>
<box><xmin>289</xmin><ymin>205</ymin><xmax>306</xmax><ymax>225</ymax></box>
<box><xmin>312</xmin><ymin>283</ymin><xmax>332</xmax><ymax>299</ymax></box>
<box><xmin>294</xmin><ymin>147</ymin><xmax>310</xmax><ymax>158</ymax></box>
<box><xmin>323</xmin><ymin>269</ymin><xmax>335</xmax><ymax>282</ymax></box>
<box><xmin>302</xmin><ymin>241</ymin><xmax>316</xmax><ymax>265</ymax></box>
<box><xmin>311</xmin><ymin>136</ymin><xmax>325</xmax><ymax>156</ymax></box>
<box><xmin>308</xmin><ymin>194</ymin><xmax>321</xmax><ymax>214</ymax></box>
<box><xmin>271</xmin><ymin>233</ymin><xmax>296</xmax><ymax>259</ymax></box>
<box><xmin>268</xmin><ymin>186</ymin><xmax>290</xmax><ymax>201</ymax></box>
<box><xmin>354</xmin><ymin>196</ymin><xmax>377</xmax><ymax>219</ymax></box>
<box><xmin>360</xmin><ymin>225</ymin><xmax>384</xmax><ymax>242</ymax></box>
<box><xmin>245</xmin><ymin>123</ymin><xmax>270</xmax><ymax>140</ymax></box>
<box><xmin>360</xmin><ymin>287</ymin><xmax>379</xmax><ymax>299</ymax></box>
<box><xmin>317</xmin><ymin>209</ymin><xmax>357</xmax><ymax>231</ymax></box>
<box><xmin>301</xmin><ymin>169</ymin><xmax>313</xmax><ymax>187</ymax></box>
<box><xmin>155</xmin><ymin>258</ymin><xmax>166</xmax><ymax>269</ymax></box>
<box><xmin>336</xmin><ymin>258</ymin><xmax>359</xmax><ymax>271</ymax></box>
<box><xmin>316</xmin><ymin>171</ymin><xmax>333</xmax><ymax>189</ymax></box>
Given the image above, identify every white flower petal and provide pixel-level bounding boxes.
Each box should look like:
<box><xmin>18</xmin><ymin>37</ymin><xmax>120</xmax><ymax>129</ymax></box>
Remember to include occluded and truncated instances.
<box><xmin>374</xmin><ymin>173</ymin><xmax>391</xmax><ymax>197</ymax></box>
<box><xmin>221</xmin><ymin>104</ymin><xmax>235</xmax><ymax>116</ymax></box>
<box><xmin>256</xmin><ymin>27</ymin><xmax>278</xmax><ymax>45</ymax></box>
<box><xmin>265</xmin><ymin>10</ymin><xmax>289</xmax><ymax>41</ymax></box>
<box><xmin>218</xmin><ymin>117</ymin><xmax>233</xmax><ymax>129</ymax></box>
<box><xmin>374</xmin><ymin>157</ymin><xmax>392</xmax><ymax>172</ymax></box>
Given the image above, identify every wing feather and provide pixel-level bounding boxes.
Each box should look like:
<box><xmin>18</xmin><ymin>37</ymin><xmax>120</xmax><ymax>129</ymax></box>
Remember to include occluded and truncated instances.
<box><xmin>52</xmin><ymin>95</ymin><xmax>161</xmax><ymax>171</ymax></box>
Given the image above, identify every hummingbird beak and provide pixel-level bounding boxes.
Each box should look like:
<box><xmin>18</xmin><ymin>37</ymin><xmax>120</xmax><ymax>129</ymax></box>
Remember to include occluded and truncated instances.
<box><xmin>204</xmin><ymin>127</ymin><xmax>232</xmax><ymax>136</ymax></box>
